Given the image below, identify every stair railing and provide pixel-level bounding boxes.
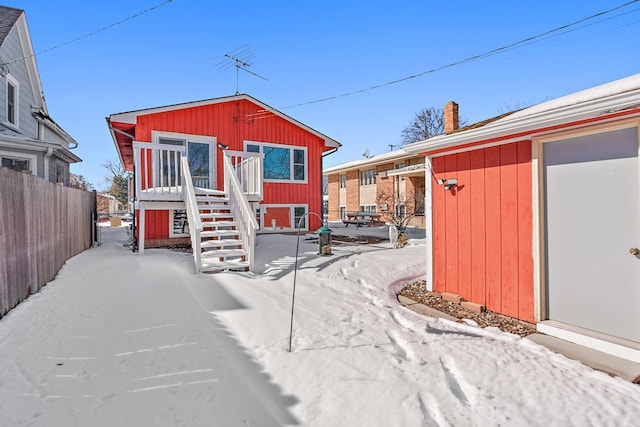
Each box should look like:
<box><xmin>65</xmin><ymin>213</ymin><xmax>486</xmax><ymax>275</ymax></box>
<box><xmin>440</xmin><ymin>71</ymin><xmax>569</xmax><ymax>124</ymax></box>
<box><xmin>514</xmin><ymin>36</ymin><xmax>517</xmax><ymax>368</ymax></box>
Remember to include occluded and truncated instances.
<box><xmin>223</xmin><ymin>155</ymin><xmax>258</xmax><ymax>271</ymax></box>
<box><xmin>181</xmin><ymin>156</ymin><xmax>203</xmax><ymax>273</ymax></box>
<box><xmin>223</xmin><ymin>150</ymin><xmax>263</xmax><ymax>201</ymax></box>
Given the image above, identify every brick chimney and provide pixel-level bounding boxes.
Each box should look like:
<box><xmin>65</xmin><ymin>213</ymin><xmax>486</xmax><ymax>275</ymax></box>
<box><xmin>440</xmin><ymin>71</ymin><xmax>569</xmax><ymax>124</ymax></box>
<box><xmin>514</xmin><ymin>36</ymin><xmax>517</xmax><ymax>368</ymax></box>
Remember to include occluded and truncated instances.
<box><xmin>444</xmin><ymin>101</ymin><xmax>459</xmax><ymax>134</ymax></box>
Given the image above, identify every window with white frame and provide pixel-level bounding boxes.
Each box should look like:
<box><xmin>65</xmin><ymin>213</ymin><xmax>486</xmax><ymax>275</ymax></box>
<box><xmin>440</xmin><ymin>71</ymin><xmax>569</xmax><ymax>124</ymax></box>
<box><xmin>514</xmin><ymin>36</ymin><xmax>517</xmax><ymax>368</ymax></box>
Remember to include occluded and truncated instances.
<box><xmin>245</xmin><ymin>141</ymin><xmax>307</xmax><ymax>183</ymax></box>
<box><xmin>0</xmin><ymin>151</ymin><xmax>35</xmax><ymax>174</ymax></box>
<box><xmin>6</xmin><ymin>74</ymin><xmax>18</xmax><ymax>128</ymax></box>
<box><xmin>293</xmin><ymin>206</ymin><xmax>306</xmax><ymax>229</ymax></box>
<box><xmin>359</xmin><ymin>168</ymin><xmax>376</xmax><ymax>186</ymax></box>
<box><xmin>339</xmin><ymin>206</ymin><xmax>346</xmax><ymax>220</ymax></box>
<box><xmin>170</xmin><ymin>209</ymin><xmax>189</xmax><ymax>237</ymax></box>
<box><xmin>359</xmin><ymin>204</ymin><xmax>376</xmax><ymax>214</ymax></box>
<box><xmin>339</xmin><ymin>174</ymin><xmax>346</xmax><ymax>188</ymax></box>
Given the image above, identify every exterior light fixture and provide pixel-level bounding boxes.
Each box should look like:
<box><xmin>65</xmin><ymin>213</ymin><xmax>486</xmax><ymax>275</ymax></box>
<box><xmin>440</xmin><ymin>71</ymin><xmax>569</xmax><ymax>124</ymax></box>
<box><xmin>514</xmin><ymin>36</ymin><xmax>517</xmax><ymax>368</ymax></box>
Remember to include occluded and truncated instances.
<box><xmin>437</xmin><ymin>178</ymin><xmax>458</xmax><ymax>190</ymax></box>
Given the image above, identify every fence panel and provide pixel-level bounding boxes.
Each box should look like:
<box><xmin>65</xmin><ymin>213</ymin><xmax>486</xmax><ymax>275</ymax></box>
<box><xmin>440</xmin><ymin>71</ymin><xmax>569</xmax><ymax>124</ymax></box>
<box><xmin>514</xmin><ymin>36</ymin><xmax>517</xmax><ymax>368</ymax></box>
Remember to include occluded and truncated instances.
<box><xmin>0</xmin><ymin>168</ymin><xmax>96</xmax><ymax>317</ymax></box>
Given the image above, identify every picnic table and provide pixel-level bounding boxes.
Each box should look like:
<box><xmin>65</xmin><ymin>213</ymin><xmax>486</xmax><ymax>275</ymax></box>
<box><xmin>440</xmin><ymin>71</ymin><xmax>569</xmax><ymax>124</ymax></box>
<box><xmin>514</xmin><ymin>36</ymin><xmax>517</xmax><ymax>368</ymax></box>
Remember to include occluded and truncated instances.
<box><xmin>342</xmin><ymin>212</ymin><xmax>383</xmax><ymax>228</ymax></box>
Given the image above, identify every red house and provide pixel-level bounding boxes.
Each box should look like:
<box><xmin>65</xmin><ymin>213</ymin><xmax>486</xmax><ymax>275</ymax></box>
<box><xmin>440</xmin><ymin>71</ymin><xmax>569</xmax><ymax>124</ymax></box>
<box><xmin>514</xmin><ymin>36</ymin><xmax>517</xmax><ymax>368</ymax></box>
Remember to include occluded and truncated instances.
<box><xmin>107</xmin><ymin>94</ymin><xmax>340</xmax><ymax>272</ymax></box>
<box><xmin>405</xmin><ymin>75</ymin><xmax>640</xmax><ymax>362</ymax></box>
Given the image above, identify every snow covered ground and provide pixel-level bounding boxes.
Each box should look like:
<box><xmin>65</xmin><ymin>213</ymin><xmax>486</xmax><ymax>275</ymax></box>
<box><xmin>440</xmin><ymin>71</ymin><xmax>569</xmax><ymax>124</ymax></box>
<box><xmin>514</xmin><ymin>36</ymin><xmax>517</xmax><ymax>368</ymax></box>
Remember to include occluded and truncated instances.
<box><xmin>0</xmin><ymin>234</ymin><xmax>638</xmax><ymax>426</ymax></box>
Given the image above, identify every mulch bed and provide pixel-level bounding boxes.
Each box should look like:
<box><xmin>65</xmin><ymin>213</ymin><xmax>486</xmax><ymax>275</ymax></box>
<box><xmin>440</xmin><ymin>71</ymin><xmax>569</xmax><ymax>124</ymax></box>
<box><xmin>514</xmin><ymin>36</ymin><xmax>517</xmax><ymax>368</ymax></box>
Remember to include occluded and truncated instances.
<box><xmin>399</xmin><ymin>280</ymin><xmax>537</xmax><ymax>337</ymax></box>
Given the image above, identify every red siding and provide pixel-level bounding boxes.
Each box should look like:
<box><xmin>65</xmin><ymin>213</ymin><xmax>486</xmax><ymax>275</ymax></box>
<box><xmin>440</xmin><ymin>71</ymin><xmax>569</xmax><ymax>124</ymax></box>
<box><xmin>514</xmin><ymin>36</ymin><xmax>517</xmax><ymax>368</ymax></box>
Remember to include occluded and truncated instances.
<box><xmin>133</xmin><ymin>99</ymin><xmax>326</xmax><ymax>238</ymax></box>
<box><xmin>431</xmin><ymin>141</ymin><xmax>534</xmax><ymax>323</ymax></box>
<box><xmin>264</xmin><ymin>207</ymin><xmax>291</xmax><ymax>228</ymax></box>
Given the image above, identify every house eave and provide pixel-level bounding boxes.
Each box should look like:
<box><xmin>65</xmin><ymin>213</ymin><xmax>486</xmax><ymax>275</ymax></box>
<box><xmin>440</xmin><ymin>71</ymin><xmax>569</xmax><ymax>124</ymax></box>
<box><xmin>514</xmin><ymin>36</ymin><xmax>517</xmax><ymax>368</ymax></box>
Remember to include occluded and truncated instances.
<box><xmin>405</xmin><ymin>83</ymin><xmax>640</xmax><ymax>156</ymax></box>
<box><xmin>323</xmin><ymin>150</ymin><xmax>417</xmax><ymax>175</ymax></box>
<box><xmin>0</xmin><ymin>134</ymin><xmax>81</xmax><ymax>162</ymax></box>
<box><xmin>108</xmin><ymin>93</ymin><xmax>341</xmax><ymax>150</ymax></box>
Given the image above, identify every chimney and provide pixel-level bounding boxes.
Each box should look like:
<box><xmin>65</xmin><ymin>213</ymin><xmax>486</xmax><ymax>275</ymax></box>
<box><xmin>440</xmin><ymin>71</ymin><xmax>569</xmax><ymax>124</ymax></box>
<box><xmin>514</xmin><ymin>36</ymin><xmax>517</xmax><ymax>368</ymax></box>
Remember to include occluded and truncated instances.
<box><xmin>444</xmin><ymin>101</ymin><xmax>459</xmax><ymax>134</ymax></box>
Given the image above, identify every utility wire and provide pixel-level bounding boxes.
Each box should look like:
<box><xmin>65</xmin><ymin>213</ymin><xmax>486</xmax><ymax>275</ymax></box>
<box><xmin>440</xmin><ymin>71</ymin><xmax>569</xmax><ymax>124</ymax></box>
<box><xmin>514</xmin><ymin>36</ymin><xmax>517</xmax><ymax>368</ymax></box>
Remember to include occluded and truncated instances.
<box><xmin>281</xmin><ymin>0</ymin><xmax>640</xmax><ymax>110</ymax></box>
<box><xmin>1</xmin><ymin>0</ymin><xmax>175</xmax><ymax>67</ymax></box>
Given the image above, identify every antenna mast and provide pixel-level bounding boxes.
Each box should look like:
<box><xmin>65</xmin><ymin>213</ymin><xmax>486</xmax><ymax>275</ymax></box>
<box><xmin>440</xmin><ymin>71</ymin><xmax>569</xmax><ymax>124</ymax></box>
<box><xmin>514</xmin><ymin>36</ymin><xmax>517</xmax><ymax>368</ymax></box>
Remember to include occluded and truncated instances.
<box><xmin>218</xmin><ymin>45</ymin><xmax>267</xmax><ymax>95</ymax></box>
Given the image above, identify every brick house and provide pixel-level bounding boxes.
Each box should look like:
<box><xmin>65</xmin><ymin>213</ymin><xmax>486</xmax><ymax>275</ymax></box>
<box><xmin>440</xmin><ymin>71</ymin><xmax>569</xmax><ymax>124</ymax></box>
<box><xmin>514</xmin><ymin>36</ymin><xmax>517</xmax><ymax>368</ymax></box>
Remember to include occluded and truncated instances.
<box><xmin>324</xmin><ymin>149</ymin><xmax>426</xmax><ymax>228</ymax></box>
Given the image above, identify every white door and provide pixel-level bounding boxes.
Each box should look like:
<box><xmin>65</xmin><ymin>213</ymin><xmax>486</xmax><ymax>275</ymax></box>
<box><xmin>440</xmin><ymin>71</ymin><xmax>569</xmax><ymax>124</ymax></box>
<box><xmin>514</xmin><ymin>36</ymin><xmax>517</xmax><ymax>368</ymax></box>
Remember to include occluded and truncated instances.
<box><xmin>543</xmin><ymin>127</ymin><xmax>640</xmax><ymax>343</ymax></box>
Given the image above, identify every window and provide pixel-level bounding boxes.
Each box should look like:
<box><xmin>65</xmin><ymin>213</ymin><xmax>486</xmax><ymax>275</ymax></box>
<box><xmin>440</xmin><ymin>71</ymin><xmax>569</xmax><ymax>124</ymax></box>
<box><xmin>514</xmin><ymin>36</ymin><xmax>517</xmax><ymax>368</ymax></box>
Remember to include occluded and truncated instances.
<box><xmin>6</xmin><ymin>74</ymin><xmax>18</xmax><ymax>127</ymax></box>
<box><xmin>339</xmin><ymin>206</ymin><xmax>346</xmax><ymax>220</ymax></box>
<box><xmin>359</xmin><ymin>168</ymin><xmax>376</xmax><ymax>186</ymax></box>
<box><xmin>245</xmin><ymin>142</ymin><xmax>307</xmax><ymax>183</ymax></box>
<box><xmin>170</xmin><ymin>210</ymin><xmax>189</xmax><ymax>237</ymax></box>
<box><xmin>395</xmin><ymin>162</ymin><xmax>406</xmax><ymax>181</ymax></box>
<box><xmin>396</xmin><ymin>203</ymin><xmax>406</xmax><ymax>219</ymax></box>
<box><xmin>359</xmin><ymin>204</ymin><xmax>376</xmax><ymax>214</ymax></box>
<box><xmin>294</xmin><ymin>206</ymin><xmax>306</xmax><ymax>229</ymax></box>
<box><xmin>339</xmin><ymin>174</ymin><xmax>346</xmax><ymax>188</ymax></box>
<box><xmin>1</xmin><ymin>156</ymin><xmax>29</xmax><ymax>172</ymax></box>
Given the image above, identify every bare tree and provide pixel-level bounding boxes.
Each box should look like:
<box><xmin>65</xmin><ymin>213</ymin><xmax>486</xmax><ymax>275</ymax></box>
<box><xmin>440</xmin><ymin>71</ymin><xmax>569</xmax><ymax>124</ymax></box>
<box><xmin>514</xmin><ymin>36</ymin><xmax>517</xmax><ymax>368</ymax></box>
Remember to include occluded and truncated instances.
<box><xmin>102</xmin><ymin>159</ymin><xmax>129</xmax><ymax>209</ymax></box>
<box><xmin>69</xmin><ymin>174</ymin><xmax>93</xmax><ymax>191</ymax></box>
<box><xmin>400</xmin><ymin>107</ymin><xmax>445</xmax><ymax>145</ymax></box>
<box><xmin>376</xmin><ymin>186</ymin><xmax>425</xmax><ymax>233</ymax></box>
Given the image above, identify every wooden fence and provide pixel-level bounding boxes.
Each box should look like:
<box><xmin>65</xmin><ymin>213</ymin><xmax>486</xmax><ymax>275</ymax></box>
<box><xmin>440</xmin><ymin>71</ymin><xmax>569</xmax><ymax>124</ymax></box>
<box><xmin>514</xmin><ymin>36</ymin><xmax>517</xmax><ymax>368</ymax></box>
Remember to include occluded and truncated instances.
<box><xmin>0</xmin><ymin>168</ymin><xmax>96</xmax><ymax>317</ymax></box>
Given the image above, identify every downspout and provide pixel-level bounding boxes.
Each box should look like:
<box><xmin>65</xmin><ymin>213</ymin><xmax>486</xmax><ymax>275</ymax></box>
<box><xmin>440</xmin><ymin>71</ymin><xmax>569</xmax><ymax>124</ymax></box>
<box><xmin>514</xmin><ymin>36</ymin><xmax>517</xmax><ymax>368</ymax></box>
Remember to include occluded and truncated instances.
<box><xmin>321</xmin><ymin>146</ymin><xmax>339</xmax><ymax>226</ymax></box>
<box><xmin>44</xmin><ymin>147</ymin><xmax>53</xmax><ymax>182</ymax></box>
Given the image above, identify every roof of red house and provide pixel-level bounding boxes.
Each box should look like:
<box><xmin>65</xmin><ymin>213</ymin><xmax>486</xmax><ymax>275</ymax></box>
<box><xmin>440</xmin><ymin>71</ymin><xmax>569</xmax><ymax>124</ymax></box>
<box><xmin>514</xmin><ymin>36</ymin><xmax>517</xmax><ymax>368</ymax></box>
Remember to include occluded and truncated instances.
<box><xmin>108</xmin><ymin>93</ymin><xmax>340</xmax><ymax>147</ymax></box>
<box><xmin>405</xmin><ymin>73</ymin><xmax>640</xmax><ymax>156</ymax></box>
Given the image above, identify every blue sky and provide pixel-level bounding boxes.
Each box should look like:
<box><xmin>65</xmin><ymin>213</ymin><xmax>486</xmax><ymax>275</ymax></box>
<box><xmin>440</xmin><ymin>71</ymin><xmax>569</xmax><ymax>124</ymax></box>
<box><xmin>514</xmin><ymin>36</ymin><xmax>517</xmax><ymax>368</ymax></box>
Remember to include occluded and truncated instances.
<box><xmin>6</xmin><ymin>0</ymin><xmax>640</xmax><ymax>189</ymax></box>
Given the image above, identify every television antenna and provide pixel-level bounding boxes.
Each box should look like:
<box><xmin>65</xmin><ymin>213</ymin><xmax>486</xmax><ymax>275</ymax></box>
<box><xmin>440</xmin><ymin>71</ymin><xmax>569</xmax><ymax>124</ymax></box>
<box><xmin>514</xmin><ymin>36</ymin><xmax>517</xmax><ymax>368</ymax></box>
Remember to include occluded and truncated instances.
<box><xmin>218</xmin><ymin>45</ymin><xmax>268</xmax><ymax>95</ymax></box>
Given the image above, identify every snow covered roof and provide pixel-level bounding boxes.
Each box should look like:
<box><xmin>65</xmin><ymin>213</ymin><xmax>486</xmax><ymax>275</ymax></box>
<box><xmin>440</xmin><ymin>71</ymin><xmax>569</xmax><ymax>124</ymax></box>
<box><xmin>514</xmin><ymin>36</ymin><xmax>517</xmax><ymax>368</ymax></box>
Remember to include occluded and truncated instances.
<box><xmin>405</xmin><ymin>73</ymin><xmax>640</xmax><ymax>155</ymax></box>
<box><xmin>323</xmin><ymin>148</ymin><xmax>417</xmax><ymax>174</ymax></box>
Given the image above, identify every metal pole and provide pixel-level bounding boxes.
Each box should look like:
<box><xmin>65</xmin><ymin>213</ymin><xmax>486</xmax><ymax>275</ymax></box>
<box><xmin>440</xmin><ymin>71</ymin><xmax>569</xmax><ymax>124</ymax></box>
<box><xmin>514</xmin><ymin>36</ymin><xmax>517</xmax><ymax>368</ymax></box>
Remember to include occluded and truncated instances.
<box><xmin>288</xmin><ymin>211</ymin><xmax>324</xmax><ymax>352</ymax></box>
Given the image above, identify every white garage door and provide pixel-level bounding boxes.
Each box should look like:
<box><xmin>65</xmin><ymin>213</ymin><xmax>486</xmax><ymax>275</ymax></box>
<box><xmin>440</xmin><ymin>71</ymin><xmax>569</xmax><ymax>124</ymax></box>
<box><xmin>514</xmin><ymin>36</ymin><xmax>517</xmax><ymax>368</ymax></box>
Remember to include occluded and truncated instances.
<box><xmin>544</xmin><ymin>127</ymin><xmax>640</xmax><ymax>343</ymax></box>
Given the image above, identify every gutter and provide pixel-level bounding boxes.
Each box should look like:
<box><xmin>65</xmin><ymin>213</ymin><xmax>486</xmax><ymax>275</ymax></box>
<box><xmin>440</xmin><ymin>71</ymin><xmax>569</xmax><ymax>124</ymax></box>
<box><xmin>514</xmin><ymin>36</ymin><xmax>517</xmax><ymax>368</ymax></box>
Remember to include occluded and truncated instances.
<box><xmin>405</xmin><ymin>89</ymin><xmax>640</xmax><ymax>155</ymax></box>
<box><xmin>32</xmin><ymin>108</ymin><xmax>79</xmax><ymax>149</ymax></box>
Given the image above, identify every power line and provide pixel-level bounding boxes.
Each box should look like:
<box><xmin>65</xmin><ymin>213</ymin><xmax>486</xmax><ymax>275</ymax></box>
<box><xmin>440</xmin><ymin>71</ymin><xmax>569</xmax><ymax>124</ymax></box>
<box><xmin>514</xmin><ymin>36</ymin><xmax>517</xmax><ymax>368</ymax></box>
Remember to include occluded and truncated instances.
<box><xmin>281</xmin><ymin>0</ymin><xmax>640</xmax><ymax>110</ymax></box>
<box><xmin>1</xmin><ymin>0</ymin><xmax>175</xmax><ymax>67</ymax></box>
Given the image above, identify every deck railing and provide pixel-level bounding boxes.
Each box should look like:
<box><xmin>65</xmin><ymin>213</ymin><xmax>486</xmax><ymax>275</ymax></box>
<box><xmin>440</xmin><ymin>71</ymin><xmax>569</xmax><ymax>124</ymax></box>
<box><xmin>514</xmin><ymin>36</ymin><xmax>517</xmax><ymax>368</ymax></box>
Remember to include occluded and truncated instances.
<box><xmin>181</xmin><ymin>156</ymin><xmax>203</xmax><ymax>273</ymax></box>
<box><xmin>224</xmin><ymin>155</ymin><xmax>259</xmax><ymax>271</ymax></box>
<box><xmin>133</xmin><ymin>141</ymin><xmax>185</xmax><ymax>201</ymax></box>
<box><xmin>224</xmin><ymin>150</ymin><xmax>263</xmax><ymax>202</ymax></box>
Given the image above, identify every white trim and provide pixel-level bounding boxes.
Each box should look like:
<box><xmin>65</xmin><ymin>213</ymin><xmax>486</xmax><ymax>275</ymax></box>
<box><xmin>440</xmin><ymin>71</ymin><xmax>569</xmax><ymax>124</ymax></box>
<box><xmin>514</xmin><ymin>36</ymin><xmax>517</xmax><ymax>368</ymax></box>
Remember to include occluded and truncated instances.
<box><xmin>244</xmin><ymin>140</ymin><xmax>308</xmax><ymax>184</ymax></box>
<box><xmin>151</xmin><ymin>131</ymin><xmax>217</xmax><ymax>189</ymax></box>
<box><xmin>405</xmin><ymin>75</ymin><xmax>640</xmax><ymax>156</ymax></box>
<box><xmin>537</xmin><ymin>321</ymin><xmax>640</xmax><ymax>363</ymax></box>
<box><xmin>0</xmin><ymin>149</ymin><xmax>36</xmax><ymax>174</ymax></box>
<box><xmin>169</xmin><ymin>209</ymin><xmax>189</xmax><ymax>238</ymax></box>
<box><xmin>424</xmin><ymin>157</ymin><xmax>433</xmax><ymax>292</ymax></box>
<box><xmin>5</xmin><ymin>73</ymin><xmax>19</xmax><ymax>129</ymax></box>
<box><xmin>108</xmin><ymin>93</ymin><xmax>340</xmax><ymax>149</ymax></box>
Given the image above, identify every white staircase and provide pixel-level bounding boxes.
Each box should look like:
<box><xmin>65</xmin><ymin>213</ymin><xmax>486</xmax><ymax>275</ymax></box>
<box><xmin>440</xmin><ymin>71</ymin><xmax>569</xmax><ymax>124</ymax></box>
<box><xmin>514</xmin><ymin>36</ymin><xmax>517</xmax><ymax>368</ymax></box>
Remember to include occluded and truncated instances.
<box><xmin>194</xmin><ymin>188</ymin><xmax>250</xmax><ymax>272</ymax></box>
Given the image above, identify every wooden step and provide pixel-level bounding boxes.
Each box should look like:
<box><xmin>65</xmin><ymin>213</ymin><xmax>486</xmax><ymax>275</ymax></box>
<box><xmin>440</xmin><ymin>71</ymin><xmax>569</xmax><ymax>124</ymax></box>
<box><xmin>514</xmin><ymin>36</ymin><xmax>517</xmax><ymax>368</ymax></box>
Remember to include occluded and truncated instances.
<box><xmin>201</xmin><ymin>259</ymin><xmax>250</xmax><ymax>272</ymax></box>
<box><xmin>194</xmin><ymin>188</ymin><xmax>226</xmax><ymax>196</ymax></box>
<box><xmin>201</xmin><ymin>220</ymin><xmax>237</xmax><ymax>228</ymax></box>
<box><xmin>200</xmin><ymin>239</ymin><xmax>242</xmax><ymax>250</ymax></box>
<box><xmin>196</xmin><ymin>196</ymin><xmax>229</xmax><ymax>204</ymax></box>
<box><xmin>199</xmin><ymin>212</ymin><xmax>233</xmax><ymax>219</ymax></box>
<box><xmin>201</xmin><ymin>230</ymin><xmax>239</xmax><ymax>238</ymax></box>
<box><xmin>198</xmin><ymin>205</ymin><xmax>231</xmax><ymax>212</ymax></box>
<box><xmin>201</xmin><ymin>248</ymin><xmax>247</xmax><ymax>259</ymax></box>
